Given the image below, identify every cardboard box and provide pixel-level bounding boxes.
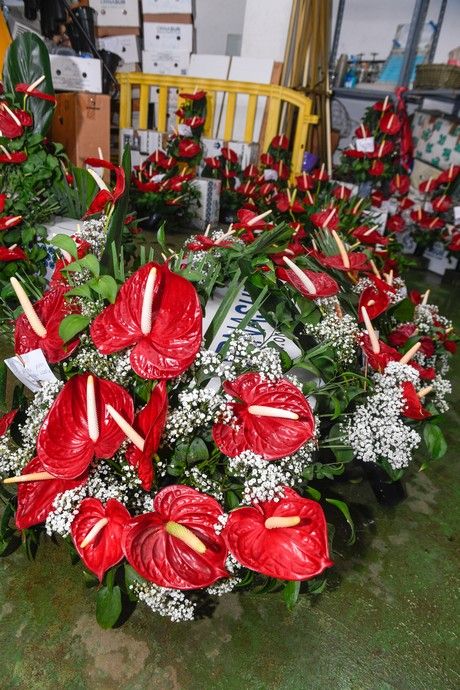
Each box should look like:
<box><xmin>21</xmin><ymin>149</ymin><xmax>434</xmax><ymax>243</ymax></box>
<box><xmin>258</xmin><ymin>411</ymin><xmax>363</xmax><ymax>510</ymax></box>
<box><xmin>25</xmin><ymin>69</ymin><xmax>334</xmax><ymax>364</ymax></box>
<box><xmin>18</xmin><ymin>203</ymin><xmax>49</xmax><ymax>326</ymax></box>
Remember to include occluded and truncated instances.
<box><xmin>49</xmin><ymin>55</ymin><xmax>102</xmax><ymax>93</ymax></box>
<box><xmin>227</xmin><ymin>141</ymin><xmax>259</xmax><ymax>168</ymax></box>
<box><xmin>142</xmin><ymin>0</ymin><xmax>192</xmax><ymax>13</ymax></box>
<box><xmin>96</xmin><ymin>26</ymin><xmax>141</xmax><ymax>37</ymax></box>
<box><xmin>89</xmin><ymin>0</ymin><xmax>140</xmax><ymax>28</ymax></box>
<box><xmin>119</xmin><ymin>128</ymin><xmax>166</xmax><ymax>167</ymax></box>
<box><xmin>116</xmin><ymin>62</ymin><xmax>141</xmax><ymax>73</ymax></box>
<box><xmin>143</xmin><ymin>13</ymin><xmax>193</xmax><ymax>23</ymax></box>
<box><xmin>97</xmin><ymin>34</ymin><xmax>140</xmax><ymax>64</ymax></box>
<box><xmin>51</xmin><ymin>93</ymin><xmax>111</xmax><ymax>170</ymax></box>
<box><xmin>191</xmin><ymin>178</ymin><xmax>221</xmax><ymax>230</ymax></box>
<box><xmin>143</xmin><ymin>21</ymin><xmax>193</xmax><ymax>51</ymax></box>
<box><xmin>142</xmin><ymin>49</ymin><xmax>190</xmax><ymax>75</ymax></box>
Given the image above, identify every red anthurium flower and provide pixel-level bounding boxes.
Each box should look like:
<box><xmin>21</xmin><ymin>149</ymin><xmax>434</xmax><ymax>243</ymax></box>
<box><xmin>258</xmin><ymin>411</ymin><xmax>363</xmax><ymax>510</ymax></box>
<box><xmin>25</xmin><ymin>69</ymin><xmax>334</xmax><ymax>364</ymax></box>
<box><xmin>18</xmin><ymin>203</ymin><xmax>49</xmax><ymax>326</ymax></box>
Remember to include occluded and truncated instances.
<box><xmin>260</xmin><ymin>152</ymin><xmax>275</xmax><ymax>166</ymax></box>
<box><xmin>332</xmin><ymin>185</ymin><xmax>352</xmax><ymax>201</ymax></box>
<box><xmin>14</xmin><ymin>109</ymin><xmax>33</xmax><ymax>127</ymax></box>
<box><xmin>223</xmin><ymin>168</ymin><xmax>237</xmax><ymax>179</ymax></box>
<box><xmin>360</xmin><ymin>333</ymin><xmax>400</xmax><ymax>371</ymax></box>
<box><xmin>443</xmin><ymin>338</ymin><xmax>457</xmax><ymax>354</ymax></box>
<box><xmin>84</xmin><ymin>158</ymin><xmax>125</xmax><ymax>216</ymax></box>
<box><xmin>448</xmin><ymin>233</ymin><xmax>460</xmax><ymax>252</ymax></box>
<box><xmin>203</xmin><ymin>156</ymin><xmax>221</xmax><ymax>169</ymax></box>
<box><xmin>411</xmin><ymin>210</ymin><xmax>444</xmax><ymax>230</ymax></box>
<box><xmin>213</xmin><ymin>372</ymin><xmax>315</xmax><ymax>460</ymax></box>
<box><xmin>91</xmin><ymin>262</ymin><xmax>202</xmax><ymax>380</ymax></box>
<box><xmin>237</xmin><ymin>181</ymin><xmax>258</xmax><ymax>198</ymax></box>
<box><xmin>0</xmin><ymin>104</ymin><xmax>23</xmax><ymax>138</ymax></box>
<box><xmin>409</xmin><ymin>290</ymin><xmax>422</xmax><ymax>305</ymax></box>
<box><xmin>369</xmin><ymin>275</ymin><xmax>396</xmax><ymax>295</ymax></box>
<box><xmin>321</xmin><ymin>252</ymin><xmax>369</xmax><ymax>273</ymax></box>
<box><xmin>14</xmin><ymin>285</ymin><xmax>81</xmax><ymax>363</ymax></box>
<box><xmin>0</xmin><ymin>194</ymin><xmax>5</xmax><ymax>213</ymax></box>
<box><xmin>352</xmin><ymin>225</ymin><xmax>388</xmax><ymax>245</ymax></box>
<box><xmin>221</xmin><ymin>147</ymin><xmax>238</xmax><ymax>163</ymax></box>
<box><xmin>435</xmin><ymin>165</ymin><xmax>459</xmax><ymax>185</ymax></box>
<box><xmin>379</xmin><ymin>112</ymin><xmax>401</xmax><ymax>135</ymax></box>
<box><xmin>16</xmin><ymin>456</ymin><xmax>87</xmax><ymax>530</ymax></box>
<box><xmin>71</xmin><ymin>498</ymin><xmax>130</xmax><ymax>581</ymax></box>
<box><xmin>387</xmin><ymin>214</ymin><xmax>406</xmax><ymax>233</ymax></box>
<box><xmin>275</xmin><ymin>192</ymin><xmax>304</xmax><ymax>214</ymax></box>
<box><xmin>0</xmin><ymin>245</ymin><xmax>27</xmax><ymax>261</ymax></box>
<box><xmin>0</xmin><ymin>215</ymin><xmax>22</xmax><ymax>230</ymax></box>
<box><xmin>432</xmin><ymin>195</ymin><xmax>452</xmax><ymax>213</ymax></box>
<box><xmin>399</xmin><ymin>196</ymin><xmax>414</xmax><ymax>210</ymax></box>
<box><xmin>371</xmin><ymin>190</ymin><xmax>384</xmax><ymax>207</ymax></box>
<box><xmin>358</xmin><ymin>286</ymin><xmax>390</xmax><ymax>320</ymax></box>
<box><xmin>355</xmin><ymin>123</ymin><xmax>371</xmax><ymax>138</ymax></box>
<box><xmin>258</xmin><ymin>181</ymin><xmax>276</xmax><ymax>197</ymax></box>
<box><xmin>274</xmin><ymin>161</ymin><xmax>290</xmax><ymax>181</ymax></box>
<box><xmin>401</xmin><ymin>382</ymin><xmax>431</xmax><ymax>420</ymax></box>
<box><xmin>233</xmin><ymin>208</ymin><xmax>273</xmax><ymax>231</ymax></box>
<box><xmin>122</xmin><ymin>485</ymin><xmax>228</xmax><ymax>589</ymax></box>
<box><xmin>179</xmin><ymin>90</ymin><xmax>206</xmax><ymax>101</ymax></box>
<box><xmin>243</xmin><ymin>164</ymin><xmax>259</xmax><ymax>179</ymax></box>
<box><xmin>289</xmin><ymin>221</ymin><xmax>307</xmax><ymax>239</ymax></box>
<box><xmin>369</xmin><ymin>160</ymin><xmax>385</xmax><ymax>177</ymax></box>
<box><xmin>123</xmin><ymin>382</ymin><xmax>168</xmax><ymax>491</ymax></box>
<box><xmin>388</xmin><ymin>324</ymin><xmax>435</xmax><ymax>357</ymax></box>
<box><xmin>277</xmin><ymin>264</ymin><xmax>339</xmax><ymax>299</ymax></box>
<box><xmin>372</xmin><ymin>140</ymin><xmax>394</xmax><ymax>158</ymax></box>
<box><xmin>223</xmin><ymin>487</ymin><xmax>332</xmax><ymax>581</ymax></box>
<box><xmin>389</xmin><ymin>173</ymin><xmax>410</xmax><ymax>195</ymax></box>
<box><xmin>296</xmin><ymin>173</ymin><xmax>314</xmax><ymax>191</ymax></box>
<box><xmin>310</xmin><ymin>208</ymin><xmax>339</xmax><ymax>230</ymax></box>
<box><xmin>410</xmin><ymin>362</ymin><xmax>436</xmax><ymax>380</ymax></box>
<box><xmin>16</xmin><ymin>82</ymin><xmax>56</xmax><ymax>103</ymax></box>
<box><xmin>187</xmin><ymin>234</ymin><xmax>233</xmax><ymax>252</ymax></box>
<box><xmin>133</xmin><ymin>178</ymin><xmax>161</xmax><ymax>193</ymax></box>
<box><xmin>0</xmin><ymin>409</ymin><xmax>17</xmax><ymax>436</ymax></box>
<box><xmin>177</xmin><ymin>139</ymin><xmax>201</xmax><ymax>159</ymax></box>
<box><xmin>419</xmin><ymin>177</ymin><xmax>438</xmax><ymax>194</ymax></box>
<box><xmin>37</xmin><ymin>373</ymin><xmax>134</xmax><ymax>479</ymax></box>
<box><xmin>311</xmin><ymin>165</ymin><xmax>329</xmax><ymax>182</ymax></box>
<box><xmin>270</xmin><ymin>241</ymin><xmax>305</xmax><ymax>265</ymax></box>
<box><xmin>271</xmin><ymin>134</ymin><xmax>289</xmax><ymax>150</ymax></box>
<box><xmin>372</xmin><ymin>99</ymin><xmax>392</xmax><ymax>112</ymax></box>
<box><xmin>343</xmin><ymin>149</ymin><xmax>366</xmax><ymax>159</ymax></box>
<box><xmin>0</xmin><ymin>151</ymin><xmax>28</xmax><ymax>164</ymax></box>
<box><xmin>184</xmin><ymin>116</ymin><xmax>205</xmax><ymax>129</ymax></box>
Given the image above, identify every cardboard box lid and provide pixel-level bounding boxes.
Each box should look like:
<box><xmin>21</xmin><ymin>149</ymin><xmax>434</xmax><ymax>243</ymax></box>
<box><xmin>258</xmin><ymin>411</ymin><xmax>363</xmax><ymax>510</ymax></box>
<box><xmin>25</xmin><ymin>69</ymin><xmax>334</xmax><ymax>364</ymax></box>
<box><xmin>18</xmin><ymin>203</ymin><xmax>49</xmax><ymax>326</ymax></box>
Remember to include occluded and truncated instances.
<box><xmin>143</xmin><ymin>13</ymin><xmax>193</xmax><ymax>24</ymax></box>
<box><xmin>96</xmin><ymin>26</ymin><xmax>141</xmax><ymax>37</ymax></box>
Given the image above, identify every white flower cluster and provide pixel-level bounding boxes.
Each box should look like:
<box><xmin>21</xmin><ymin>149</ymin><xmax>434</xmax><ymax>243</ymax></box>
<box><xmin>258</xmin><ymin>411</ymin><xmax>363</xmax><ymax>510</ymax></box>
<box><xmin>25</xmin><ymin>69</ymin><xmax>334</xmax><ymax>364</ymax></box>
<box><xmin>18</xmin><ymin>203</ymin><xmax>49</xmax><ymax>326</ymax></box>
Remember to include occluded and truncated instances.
<box><xmin>207</xmin><ymin>576</ymin><xmax>241</xmax><ymax>596</ymax></box>
<box><xmin>431</xmin><ymin>375</ymin><xmax>452</xmax><ymax>413</ymax></box>
<box><xmin>76</xmin><ymin>296</ymin><xmax>105</xmax><ymax>319</ymax></box>
<box><xmin>165</xmin><ymin>387</ymin><xmax>230</xmax><ymax>443</ymax></box>
<box><xmin>75</xmin><ymin>216</ymin><xmax>107</xmax><ymax>259</ymax></box>
<box><xmin>45</xmin><ymin>485</ymin><xmax>87</xmax><ymax>537</ymax></box>
<box><xmin>67</xmin><ymin>334</ymin><xmax>132</xmax><ymax>384</ymax></box>
<box><xmin>222</xmin><ymin>332</ymin><xmax>284</xmax><ymax>381</ymax></box>
<box><xmin>0</xmin><ymin>380</ymin><xmax>63</xmax><ymax>476</ymax></box>
<box><xmin>213</xmin><ymin>513</ymin><xmax>229</xmax><ymax>535</ymax></box>
<box><xmin>345</xmin><ymin>361</ymin><xmax>421</xmax><ymax>470</ymax></box>
<box><xmin>304</xmin><ymin>309</ymin><xmax>359</xmax><ymax>366</ymax></box>
<box><xmin>132</xmin><ymin>581</ymin><xmax>196</xmax><ymax>622</ymax></box>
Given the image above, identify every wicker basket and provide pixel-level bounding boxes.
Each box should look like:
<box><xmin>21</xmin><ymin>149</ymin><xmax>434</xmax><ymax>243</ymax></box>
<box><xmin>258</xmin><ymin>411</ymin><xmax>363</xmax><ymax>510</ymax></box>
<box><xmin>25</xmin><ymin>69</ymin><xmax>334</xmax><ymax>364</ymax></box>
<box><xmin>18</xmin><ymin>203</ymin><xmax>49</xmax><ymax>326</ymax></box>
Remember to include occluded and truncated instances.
<box><xmin>414</xmin><ymin>63</ymin><xmax>460</xmax><ymax>89</ymax></box>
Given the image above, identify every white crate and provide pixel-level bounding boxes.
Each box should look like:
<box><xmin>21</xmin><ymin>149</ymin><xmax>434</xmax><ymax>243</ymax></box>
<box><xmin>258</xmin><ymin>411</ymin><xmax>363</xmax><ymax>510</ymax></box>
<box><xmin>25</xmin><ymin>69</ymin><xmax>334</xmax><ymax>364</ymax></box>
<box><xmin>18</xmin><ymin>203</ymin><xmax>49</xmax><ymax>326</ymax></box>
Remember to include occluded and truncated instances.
<box><xmin>49</xmin><ymin>56</ymin><xmax>102</xmax><ymax>93</ymax></box>
<box><xmin>143</xmin><ymin>21</ymin><xmax>193</xmax><ymax>51</ymax></box>
<box><xmin>142</xmin><ymin>0</ymin><xmax>192</xmax><ymax>13</ymax></box>
<box><xmin>142</xmin><ymin>49</ymin><xmax>190</xmax><ymax>75</ymax></box>
<box><xmin>90</xmin><ymin>0</ymin><xmax>140</xmax><ymax>27</ymax></box>
<box><xmin>97</xmin><ymin>34</ymin><xmax>140</xmax><ymax>64</ymax></box>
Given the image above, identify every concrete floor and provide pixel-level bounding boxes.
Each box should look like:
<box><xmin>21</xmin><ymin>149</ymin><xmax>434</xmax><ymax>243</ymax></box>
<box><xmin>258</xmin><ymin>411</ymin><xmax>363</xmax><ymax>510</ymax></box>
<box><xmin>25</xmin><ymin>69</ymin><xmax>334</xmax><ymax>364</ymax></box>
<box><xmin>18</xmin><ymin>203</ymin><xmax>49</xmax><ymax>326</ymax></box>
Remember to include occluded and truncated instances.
<box><xmin>0</xmin><ymin>267</ymin><xmax>459</xmax><ymax>690</ymax></box>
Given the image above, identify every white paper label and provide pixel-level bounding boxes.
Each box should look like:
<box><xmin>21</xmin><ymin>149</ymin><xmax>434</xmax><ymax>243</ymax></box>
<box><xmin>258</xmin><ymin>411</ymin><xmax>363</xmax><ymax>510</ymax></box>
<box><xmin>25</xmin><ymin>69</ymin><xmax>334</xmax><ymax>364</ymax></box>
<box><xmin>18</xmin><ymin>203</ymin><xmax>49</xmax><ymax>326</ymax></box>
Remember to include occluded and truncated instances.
<box><xmin>5</xmin><ymin>349</ymin><xmax>58</xmax><ymax>393</ymax></box>
<box><xmin>264</xmin><ymin>169</ymin><xmax>278</xmax><ymax>181</ymax></box>
<box><xmin>151</xmin><ymin>173</ymin><xmax>166</xmax><ymax>183</ymax></box>
<box><xmin>178</xmin><ymin>124</ymin><xmax>193</xmax><ymax>137</ymax></box>
<box><xmin>454</xmin><ymin>206</ymin><xmax>460</xmax><ymax>223</ymax></box>
<box><xmin>356</xmin><ymin>137</ymin><xmax>375</xmax><ymax>153</ymax></box>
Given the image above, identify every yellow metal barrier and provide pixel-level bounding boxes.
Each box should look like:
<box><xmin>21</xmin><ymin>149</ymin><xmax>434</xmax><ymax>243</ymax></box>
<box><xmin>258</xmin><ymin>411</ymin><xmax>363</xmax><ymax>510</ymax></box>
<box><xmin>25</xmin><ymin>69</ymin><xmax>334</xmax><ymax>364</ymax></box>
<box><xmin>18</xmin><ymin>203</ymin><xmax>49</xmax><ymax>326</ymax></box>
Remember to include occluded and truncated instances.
<box><xmin>117</xmin><ymin>73</ymin><xmax>319</xmax><ymax>180</ymax></box>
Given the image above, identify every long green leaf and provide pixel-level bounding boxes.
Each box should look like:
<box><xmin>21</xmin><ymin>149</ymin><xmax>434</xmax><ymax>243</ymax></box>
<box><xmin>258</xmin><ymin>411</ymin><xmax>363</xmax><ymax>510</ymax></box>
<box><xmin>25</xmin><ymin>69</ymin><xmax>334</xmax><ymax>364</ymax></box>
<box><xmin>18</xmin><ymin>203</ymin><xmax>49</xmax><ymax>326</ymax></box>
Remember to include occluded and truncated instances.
<box><xmin>100</xmin><ymin>145</ymin><xmax>132</xmax><ymax>276</ymax></box>
<box><xmin>3</xmin><ymin>33</ymin><xmax>55</xmax><ymax>135</ymax></box>
<box><xmin>220</xmin><ymin>285</ymin><xmax>269</xmax><ymax>357</ymax></box>
<box><xmin>326</xmin><ymin>498</ymin><xmax>356</xmax><ymax>545</ymax></box>
<box><xmin>203</xmin><ymin>269</ymin><xmax>244</xmax><ymax>348</ymax></box>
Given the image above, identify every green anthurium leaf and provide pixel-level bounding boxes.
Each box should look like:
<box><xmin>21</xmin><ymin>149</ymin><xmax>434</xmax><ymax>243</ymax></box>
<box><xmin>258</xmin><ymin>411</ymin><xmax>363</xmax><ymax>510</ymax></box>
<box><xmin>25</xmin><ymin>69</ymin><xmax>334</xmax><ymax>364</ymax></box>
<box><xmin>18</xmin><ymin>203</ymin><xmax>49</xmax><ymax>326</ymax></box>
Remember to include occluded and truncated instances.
<box><xmin>100</xmin><ymin>145</ymin><xmax>131</xmax><ymax>277</ymax></box>
<box><xmin>325</xmin><ymin>498</ymin><xmax>356</xmax><ymax>545</ymax></box>
<box><xmin>3</xmin><ymin>33</ymin><xmax>55</xmax><ymax>135</ymax></box>
<box><xmin>59</xmin><ymin>314</ymin><xmax>90</xmax><ymax>343</ymax></box>
<box><xmin>65</xmin><ymin>284</ymin><xmax>93</xmax><ymax>299</ymax></box>
<box><xmin>96</xmin><ymin>585</ymin><xmax>122</xmax><ymax>629</ymax></box>
<box><xmin>186</xmin><ymin>437</ymin><xmax>209</xmax><ymax>464</ymax></box>
<box><xmin>283</xmin><ymin>580</ymin><xmax>301</xmax><ymax>611</ymax></box>
<box><xmin>156</xmin><ymin>222</ymin><xmax>167</xmax><ymax>254</ymax></box>
<box><xmin>423</xmin><ymin>422</ymin><xmax>447</xmax><ymax>460</ymax></box>
<box><xmin>79</xmin><ymin>254</ymin><xmax>100</xmax><ymax>278</ymax></box>
<box><xmin>50</xmin><ymin>234</ymin><xmax>78</xmax><ymax>260</ymax></box>
<box><xmin>93</xmin><ymin>275</ymin><xmax>118</xmax><ymax>303</ymax></box>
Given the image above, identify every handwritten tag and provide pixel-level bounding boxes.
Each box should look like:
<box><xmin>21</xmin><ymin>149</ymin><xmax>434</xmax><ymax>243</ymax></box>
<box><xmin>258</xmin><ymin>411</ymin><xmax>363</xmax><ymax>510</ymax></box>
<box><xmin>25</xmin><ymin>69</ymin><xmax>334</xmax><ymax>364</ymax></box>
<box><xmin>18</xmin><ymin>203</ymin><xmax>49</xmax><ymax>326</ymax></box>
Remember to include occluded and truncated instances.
<box><xmin>356</xmin><ymin>137</ymin><xmax>375</xmax><ymax>153</ymax></box>
<box><xmin>264</xmin><ymin>169</ymin><xmax>278</xmax><ymax>181</ymax></box>
<box><xmin>5</xmin><ymin>349</ymin><xmax>58</xmax><ymax>393</ymax></box>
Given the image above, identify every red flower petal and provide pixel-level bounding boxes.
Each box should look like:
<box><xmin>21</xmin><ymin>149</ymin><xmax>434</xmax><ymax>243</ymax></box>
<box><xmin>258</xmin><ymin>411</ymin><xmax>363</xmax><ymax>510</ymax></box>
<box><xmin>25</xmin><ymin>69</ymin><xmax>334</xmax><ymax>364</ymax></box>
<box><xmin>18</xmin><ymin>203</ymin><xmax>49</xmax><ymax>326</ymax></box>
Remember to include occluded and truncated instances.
<box><xmin>37</xmin><ymin>373</ymin><xmax>134</xmax><ymax>479</ymax></box>
<box><xmin>278</xmin><ymin>267</ymin><xmax>339</xmax><ymax>299</ymax></box>
<box><xmin>360</xmin><ymin>334</ymin><xmax>400</xmax><ymax>371</ymax></box>
<box><xmin>358</xmin><ymin>286</ymin><xmax>390</xmax><ymax>320</ymax></box>
<box><xmin>91</xmin><ymin>262</ymin><xmax>202</xmax><ymax>380</ymax></box>
<box><xmin>401</xmin><ymin>382</ymin><xmax>431</xmax><ymax>420</ymax></box>
<box><xmin>125</xmin><ymin>381</ymin><xmax>168</xmax><ymax>490</ymax></box>
<box><xmin>122</xmin><ymin>486</ymin><xmax>228</xmax><ymax>589</ymax></box>
<box><xmin>223</xmin><ymin>487</ymin><xmax>332</xmax><ymax>580</ymax></box>
<box><xmin>15</xmin><ymin>83</ymin><xmax>56</xmax><ymax>103</ymax></box>
<box><xmin>320</xmin><ymin>252</ymin><xmax>370</xmax><ymax>272</ymax></box>
<box><xmin>0</xmin><ymin>151</ymin><xmax>28</xmax><ymax>164</ymax></box>
<box><xmin>352</xmin><ymin>225</ymin><xmax>388</xmax><ymax>245</ymax></box>
<box><xmin>71</xmin><ymin>498</ymin><xmax>131</xmax><ymax>581</ymax></box>
<box><xmin>14</xmin><ymin>286</ymin><xmax>81</xmax><ymax>363</ymax></box>
<box><xmin>0</xmin><ymin>409</ymin><xmax>17</xmax><ymax>436</ymax></box>
<box><xmin>379</xmin><ymin>112</ymin><xmax>401</xmax><ymax>135</ymax></box>
<box><xmin>16</xmin><ymin>457</ymin><xmax>87</xmax><ymax>530</ymax></box>
<box><xmin>0</xmin><ymin>245</ymin><xmax>27</xmax><ymax>261</ymax></box>
<box><xmin>0</xmin><ymin>215</ymin><xmax>22</xmax><ymax>231</ymax></box>
<box><xmin>213</xmin><ymin>373</ymin><xmax>315</xmax><ymax>460</ymax></box>
<box><xmin>310</xmin><ymin>208</ymin><xmax>339</xmax><ymax>230</ymax></box>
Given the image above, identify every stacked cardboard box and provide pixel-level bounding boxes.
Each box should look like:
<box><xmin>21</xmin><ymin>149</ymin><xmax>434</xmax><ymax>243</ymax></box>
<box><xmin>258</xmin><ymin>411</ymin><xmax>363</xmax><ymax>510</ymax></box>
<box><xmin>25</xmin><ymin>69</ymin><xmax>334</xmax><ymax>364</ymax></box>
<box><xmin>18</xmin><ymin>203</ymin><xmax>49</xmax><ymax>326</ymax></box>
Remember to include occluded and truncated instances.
<box><xmin>141</xmin><ymin>0</ymin><xmax>194</xmax><ymax>130</ymax></box>
<box><xmin>89</xmin><ymin>0</ymin><xmax>141</xmax><ymax>72</ymax></box>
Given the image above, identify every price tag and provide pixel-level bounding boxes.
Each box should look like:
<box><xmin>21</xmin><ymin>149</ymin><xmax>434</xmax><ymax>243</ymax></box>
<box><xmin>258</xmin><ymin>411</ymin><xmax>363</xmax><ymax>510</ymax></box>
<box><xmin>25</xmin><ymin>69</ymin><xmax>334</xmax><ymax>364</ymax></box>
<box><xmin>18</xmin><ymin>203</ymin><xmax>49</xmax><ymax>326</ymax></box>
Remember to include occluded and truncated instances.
<box><xmin>178</xmin><ymin>124</ymin><xmax>193</xmax><ymax>137</ymax></box>
<box><xmin>264</xmin><ymin>169</ymin><xmax>278</xmax><ymax>181</ymax></box>
<box><xmin>5</xmin><ymin>349</ymin><xmax>58</xmax><ymax>393</ymax></box>
<box><xmin>356</xmin><ymin>137</ymin><xmax>375</xmax><ymax>153</ymax></box>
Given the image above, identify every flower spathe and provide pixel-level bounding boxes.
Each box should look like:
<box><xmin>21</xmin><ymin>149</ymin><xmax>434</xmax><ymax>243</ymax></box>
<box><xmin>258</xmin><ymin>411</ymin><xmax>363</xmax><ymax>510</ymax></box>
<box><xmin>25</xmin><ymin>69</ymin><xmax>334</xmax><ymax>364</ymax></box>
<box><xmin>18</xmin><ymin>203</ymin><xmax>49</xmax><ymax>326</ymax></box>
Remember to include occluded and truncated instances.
<box><xmin>223</xmin><ymin>487</ymin><xmax>332</xmax><ymax>581</ymax></box>
<box><xmin>71</xmin><ymin>498</ymin><xmax>131</xmax><ymax>581</ymax></box>
<box><xmin>122</xmin><ymin>486</ymin><xmax>228</xmax><ymax>589</ymax></box>
<box><xmin>401</xmin><ymin>382</ymin><xmax>431</xmax><ymax>421</ymax></box>
<box><xmin>16</xmin><ymin>456</ymin><xmax>87</xmax><ymax>530</ymax></box>
<box><xmin>213</xmin><ymin>372</ymin><xmax>315</xmax><ymax>460</ymax></box>
<box><xmin>90</xmin><ymin>262</ymin><xmax>202</xmax><ymax>380</ymax></box>
<box><xmin>37</xmin><ymin>373</ymin><xmax>134</xmax><ymax>479</ymax></box>
<box><xmin>84</xmin><ymin>158</ymin><xmax>126</xmax><ymax>216</ymax></box>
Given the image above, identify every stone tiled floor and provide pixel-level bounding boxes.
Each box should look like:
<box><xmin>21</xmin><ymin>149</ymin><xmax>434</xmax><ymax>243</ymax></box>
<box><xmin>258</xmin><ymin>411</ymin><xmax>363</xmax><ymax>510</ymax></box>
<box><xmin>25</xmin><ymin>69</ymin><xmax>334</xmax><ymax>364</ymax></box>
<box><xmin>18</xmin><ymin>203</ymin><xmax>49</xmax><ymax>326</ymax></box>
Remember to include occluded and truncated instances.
<box><xmin>0</xmin><ymin>266</ymin><xmax>459</xmax><ymax>690</ymax></box>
